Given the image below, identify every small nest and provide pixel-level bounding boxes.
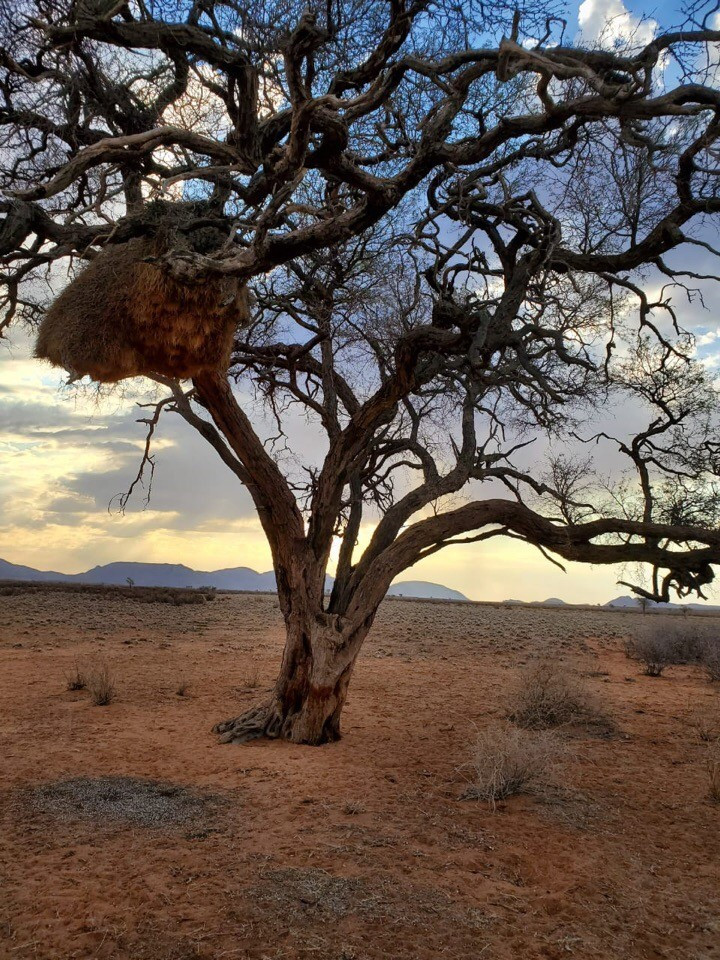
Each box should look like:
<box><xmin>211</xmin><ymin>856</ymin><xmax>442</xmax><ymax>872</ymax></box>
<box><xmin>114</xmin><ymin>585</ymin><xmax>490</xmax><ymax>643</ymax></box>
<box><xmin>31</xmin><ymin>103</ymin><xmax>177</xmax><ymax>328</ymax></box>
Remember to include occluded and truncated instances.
<box><xmin>35</xmin><ymin>201</ymin><xmax>249</xmax><ymax>383</ymax></box>
<box><xmin>26</xmin><ymin>776</ymin><xmax>221</xmax><ymax>829</ymax></box>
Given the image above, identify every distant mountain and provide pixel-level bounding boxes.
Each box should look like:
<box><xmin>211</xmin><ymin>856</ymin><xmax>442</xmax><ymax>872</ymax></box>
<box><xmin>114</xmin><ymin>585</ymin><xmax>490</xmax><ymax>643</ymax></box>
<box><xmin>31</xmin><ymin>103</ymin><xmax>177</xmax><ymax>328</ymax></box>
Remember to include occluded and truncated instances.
<box><xmin>386</xmin><ymin>581</ymin><xmax>468</xmax><ymax>601</ymax></box>
<box><xmin>0</xmin><ymin>558</ymin><xmax>288</xmax><ymax>592</ymax></box>
<box><xmin>0</xmin><ymin>558</ymin><xmax>467</xmax><ymax>601</ymax></box>
<box><xmin>605</xmin><ymin>594</ymin><xmax>720</xmax><ymax>612</ymax></box>
<box><xmin>0</xmin><ymin>558</ymin><xmax>72</xmax><ymax>582</ymax></box>
<box><xmin>605</xmin><ymin>595</ymin><xmax>643</xmax><ymax>608</ymax></box>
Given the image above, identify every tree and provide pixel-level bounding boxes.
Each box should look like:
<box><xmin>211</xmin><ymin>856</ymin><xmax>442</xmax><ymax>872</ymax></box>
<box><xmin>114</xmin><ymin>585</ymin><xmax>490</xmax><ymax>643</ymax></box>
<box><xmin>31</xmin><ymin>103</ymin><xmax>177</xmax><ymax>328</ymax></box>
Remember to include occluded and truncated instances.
<box><xmin>3</xmin><ymin>0</ymin><xmax>720</xmax><ymax>744</ymax></box>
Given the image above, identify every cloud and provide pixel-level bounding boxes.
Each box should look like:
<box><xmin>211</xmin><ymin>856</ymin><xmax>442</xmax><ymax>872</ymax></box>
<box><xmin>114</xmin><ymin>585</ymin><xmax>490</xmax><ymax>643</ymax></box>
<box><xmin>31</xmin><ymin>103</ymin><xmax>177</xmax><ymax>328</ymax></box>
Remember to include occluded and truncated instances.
<box><xmin>578</xmin><ymin>0</ymin><xmax>657</xmax><ymax>49</ymax></box>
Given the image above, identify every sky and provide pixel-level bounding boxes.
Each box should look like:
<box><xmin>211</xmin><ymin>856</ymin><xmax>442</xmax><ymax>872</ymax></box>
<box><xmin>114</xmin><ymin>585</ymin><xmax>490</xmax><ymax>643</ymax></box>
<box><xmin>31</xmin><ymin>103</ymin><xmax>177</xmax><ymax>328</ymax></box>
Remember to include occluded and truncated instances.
<box><xmin>2</xmin><ymin>0</ymin><xmax>720</xmax><ymax>604</ymax></box>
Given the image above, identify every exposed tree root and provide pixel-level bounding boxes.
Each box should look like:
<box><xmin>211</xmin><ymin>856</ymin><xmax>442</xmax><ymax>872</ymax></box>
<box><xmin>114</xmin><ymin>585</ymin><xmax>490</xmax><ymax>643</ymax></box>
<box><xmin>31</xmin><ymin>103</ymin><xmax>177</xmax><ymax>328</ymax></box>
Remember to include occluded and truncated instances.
<box><xmin>213</xmin><ymin>699</ymin><xmax>342</xmax><ymax>746</ymax></box>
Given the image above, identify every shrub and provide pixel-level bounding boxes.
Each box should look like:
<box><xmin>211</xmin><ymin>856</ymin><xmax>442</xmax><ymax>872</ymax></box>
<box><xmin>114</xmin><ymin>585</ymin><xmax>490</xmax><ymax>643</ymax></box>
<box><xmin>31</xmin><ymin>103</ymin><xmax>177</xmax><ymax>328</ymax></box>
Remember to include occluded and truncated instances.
<box><xmin>508</xmin><ymin>659</ymin><xmax>606</xmax><ymax>730</ymax></box>
<box><xmin>87</xmin><ymin>662</ymin><xmax>116</xmax><ymax>706</ymax></box>
<box><xmin>465</xmin><ymin>724</ymin><xmax>564</xmax><ymax>809</ymax></box>
<box><xmin>669</xmin><ymin>627</ymin><xmax>709</xmax><ymax>665</ymax></box>
<box><xmin>627</xmin><ymin>626</ymin><xmax>715</xmax><ymax>676</ymax></box>
<box><xmin>625</xmin><ymin>632</ymin><xmax>676</xmax><ymax>676</ymax></box>
<box><xmin>703</xmin><ymin>642</ymin><xmax>720</xmax><ymax>683</ymax></box>
<box><xmin>65</xmin><ymin>661</ymin><xmax>87</xmax><ymax>691</ymax></box>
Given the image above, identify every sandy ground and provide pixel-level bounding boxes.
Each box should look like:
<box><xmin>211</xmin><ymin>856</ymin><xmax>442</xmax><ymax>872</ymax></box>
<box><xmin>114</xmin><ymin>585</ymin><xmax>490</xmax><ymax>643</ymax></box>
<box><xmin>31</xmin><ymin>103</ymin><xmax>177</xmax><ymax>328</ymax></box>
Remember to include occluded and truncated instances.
<box><xmin>1</xmin><ymin>591</ymin><xmax>719</xmax><ymax>960</ymax></box>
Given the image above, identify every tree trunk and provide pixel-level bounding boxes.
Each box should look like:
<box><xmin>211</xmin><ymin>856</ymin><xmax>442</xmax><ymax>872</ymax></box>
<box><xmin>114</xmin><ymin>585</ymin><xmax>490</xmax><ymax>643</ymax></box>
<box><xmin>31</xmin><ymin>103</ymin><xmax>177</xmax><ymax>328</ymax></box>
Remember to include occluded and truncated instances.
<box><xmin>213</xmin><ymin>609</ymin><xmax>373</xmax><ymax>746</ymax></box>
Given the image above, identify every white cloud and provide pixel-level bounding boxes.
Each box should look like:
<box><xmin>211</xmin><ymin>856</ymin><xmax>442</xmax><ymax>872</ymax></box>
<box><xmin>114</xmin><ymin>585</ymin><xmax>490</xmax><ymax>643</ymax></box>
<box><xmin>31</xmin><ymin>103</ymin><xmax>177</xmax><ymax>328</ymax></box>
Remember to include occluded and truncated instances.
<box><xmin>695</xmin><ymin>329</ymin><xmax>719</xmax><ymax>347</ymax></box>
<box><xmin>578</xmin><ymin>0</ymin><xmax>657</xmax><ymax>50</ymax></box>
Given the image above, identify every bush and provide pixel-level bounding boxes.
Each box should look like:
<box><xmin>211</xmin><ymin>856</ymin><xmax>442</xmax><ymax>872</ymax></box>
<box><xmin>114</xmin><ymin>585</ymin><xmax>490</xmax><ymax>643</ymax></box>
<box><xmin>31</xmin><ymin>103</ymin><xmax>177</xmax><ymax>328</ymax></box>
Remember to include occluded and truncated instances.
<box><xmin>465</xmin><ymin>724</ymin><xmax>564</xmax><ymax>809</ymax></box>
<box><xmin>508</xmin><ymin>659</ymin><xmax>606</xmax><ymax>730</ymax></box>
<box><xmin>626</xmin><ymin>626</ymin><xmax>715</xmax><ymax>676</ymax></box>
<box><xmin>625</xmin><ymin>633</ymin><xmax>673</xmax><ymax>676</ymax></box>
<box><xmin>703</xmin><ymin>642</ymin><xmax>720</xmax><ymax>683</ymax></box>
<box><xmin>87</xmin><ymin>662</ymin><xmax>116</xmax><ymax>706</ymax></box>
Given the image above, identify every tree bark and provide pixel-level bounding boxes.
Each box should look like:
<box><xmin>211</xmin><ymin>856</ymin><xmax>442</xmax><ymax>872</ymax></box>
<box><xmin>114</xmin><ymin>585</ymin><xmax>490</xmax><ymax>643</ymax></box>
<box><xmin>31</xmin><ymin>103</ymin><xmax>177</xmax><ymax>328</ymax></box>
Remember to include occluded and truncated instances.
<box><xmin>214</xmin><ymin>607</ymin><xmax>374</xmax><ymax>745</ymax></box>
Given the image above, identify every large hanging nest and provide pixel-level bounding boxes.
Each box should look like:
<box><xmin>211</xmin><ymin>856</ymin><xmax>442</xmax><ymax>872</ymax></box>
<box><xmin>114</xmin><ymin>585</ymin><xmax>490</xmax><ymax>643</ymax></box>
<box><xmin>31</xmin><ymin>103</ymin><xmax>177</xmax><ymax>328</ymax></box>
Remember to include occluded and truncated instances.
<box><xmin>35</xmin><ymin>201</ymin><xmax>248</xmax><ymax>383</ymax></box>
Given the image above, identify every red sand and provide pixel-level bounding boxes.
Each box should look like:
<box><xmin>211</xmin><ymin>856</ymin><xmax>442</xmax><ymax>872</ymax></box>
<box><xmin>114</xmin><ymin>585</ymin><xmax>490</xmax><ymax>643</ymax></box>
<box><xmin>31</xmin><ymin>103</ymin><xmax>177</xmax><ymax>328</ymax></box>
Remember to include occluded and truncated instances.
<box><xmin>1</xmin><ymin>591</ymin><xmax>719</xmax><ymax>959</ymax></box>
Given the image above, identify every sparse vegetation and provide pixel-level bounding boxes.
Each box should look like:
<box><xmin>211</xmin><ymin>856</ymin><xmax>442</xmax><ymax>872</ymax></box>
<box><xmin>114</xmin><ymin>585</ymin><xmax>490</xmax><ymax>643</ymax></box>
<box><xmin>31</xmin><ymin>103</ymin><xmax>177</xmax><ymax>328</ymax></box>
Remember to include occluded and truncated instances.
<box><xmin>87</xmin><ymin>662</ymin><xmax>116</xmax><ymax>706</ymax></box>
<box><xmin>5</xmin><ymin>589</ymin><xmax>720</xmax><ymax>956</ymax></box>
<box><xmin>465</xmin><ymin>724</ymin><xmax>564</xmax><ymax>810</ymax></box>
<box><xmin>65</xmin><ymin>660</ymin><xmax>86</xmax><ymax>692</ymax></box>
<box><xmin>707</xmin><ymin>741</ymin><xmax>720</xmax><ymax>803</ymax></box>
<box><xmin>0</xmin><ymin>580</ymin><xmax>216</xmax><ymax>604</ymax></box>
<box><xmin>241</xmin><ymin>669</ymin><xmax>261</xmax><ymax>690</ymax></box>
<box><xmin>625</xmin><ymin>633</ymin><xmax>675</xmax><ymax>676</ymax></box>
<box><xmin>626</xmin><ymin>626</ymin><xmax>715</xmax><ymax>677</ymax></box>
<box><xmin>703</xmin><ymin>643</ymin><xmax>720</xmax><ymax>683</ymax></box>
<box><xmin>688</xmin><ymin>700</ymin><xmax>720</xmax><ymax>743</ymax></box>
<box><xmin>507</xmin><ymin>659</ymin><xmax>607</xmax><ymax>730</ymax></box>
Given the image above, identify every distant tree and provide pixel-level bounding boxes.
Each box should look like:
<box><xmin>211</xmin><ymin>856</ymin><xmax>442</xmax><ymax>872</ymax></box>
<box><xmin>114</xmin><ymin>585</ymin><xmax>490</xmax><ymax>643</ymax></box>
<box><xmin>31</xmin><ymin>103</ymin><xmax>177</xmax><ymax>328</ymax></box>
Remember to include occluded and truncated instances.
<box><xmin>126</xmin><ymin>577</ymin><xmax>135</xmax><ymax>589</ymax></box>
<box><xmin>3</xmin><ymin>1</ymin><xmax>720</xmax><ymax>744</ymax></box>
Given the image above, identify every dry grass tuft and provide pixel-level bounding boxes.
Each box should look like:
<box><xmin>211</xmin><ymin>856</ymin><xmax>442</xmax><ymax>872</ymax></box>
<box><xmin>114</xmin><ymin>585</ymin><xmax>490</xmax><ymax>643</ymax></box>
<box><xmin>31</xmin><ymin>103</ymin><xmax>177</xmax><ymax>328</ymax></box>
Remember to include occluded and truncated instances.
<box><xmin>241</xmin><ymin>668</ymin><xmax>261</xmax><ymax>689</ymax></box>
<box><xmin>88</xmin><ymin>662</ymin><xmax>116</xmax><ymax>706</ymax></box>
<box><xmin>65</xmin><ymin>660</ymin><xmax>87</xmax><ymax>691</ymax></box>
<box><xmin>507</xmin><ymin>659</ymin><xmax>607</xmax><ymax>730</ymax></box>
<box><xmin>688</xmin><ymin>697</ymin><xmax>720</xmax><ymax>743</ymax></box>
<box><xmin>464</xmin><ymin>723</ymin><xmax>564</xmax><ymax>809</ymax></box>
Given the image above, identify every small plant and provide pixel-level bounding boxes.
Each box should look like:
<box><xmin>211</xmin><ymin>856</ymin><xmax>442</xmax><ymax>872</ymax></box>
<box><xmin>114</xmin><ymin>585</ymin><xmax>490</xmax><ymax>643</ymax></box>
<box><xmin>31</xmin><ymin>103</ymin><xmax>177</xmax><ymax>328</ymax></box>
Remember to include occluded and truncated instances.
<box><xmin>625</xmin><ymin>632</ymin><xmax>675</xmax><ymax>676</ymax></box>
<box><xmin>707</xmin><ymin>740</ymin><xmax>720</xmax><ymax>803</ymax></box>
<box><xmin>65</xmin><ymin>661</ymin><xmax>87</xmax><ymax>691</ymax></box>
<box><xmin>87</xmin><ymin>662</ymin><xmax>116</xmax><ymax>706</ymax></box>
<box><xmin>508</xmin><ymin>659</ymin><xmax>606</xmax><ymax>730</ymax></box>
<box><xmin>689</xmin><ymin>702</ymin><xmax>720</xmax><ymax>743</ymax></box>
<box><xmin>465</xmin><ymin>724</ymin><xmax>563</xmax><ymax>809</ymax></box>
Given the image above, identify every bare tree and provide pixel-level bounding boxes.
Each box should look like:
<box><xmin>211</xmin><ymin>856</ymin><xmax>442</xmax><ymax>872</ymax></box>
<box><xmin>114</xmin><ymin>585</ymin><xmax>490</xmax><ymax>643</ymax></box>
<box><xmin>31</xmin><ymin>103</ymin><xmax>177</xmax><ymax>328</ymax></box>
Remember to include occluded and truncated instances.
<box><xmin>3</xmin><ymin>0</ymin><xmax>720</xmax><ymax>744</ymax></box>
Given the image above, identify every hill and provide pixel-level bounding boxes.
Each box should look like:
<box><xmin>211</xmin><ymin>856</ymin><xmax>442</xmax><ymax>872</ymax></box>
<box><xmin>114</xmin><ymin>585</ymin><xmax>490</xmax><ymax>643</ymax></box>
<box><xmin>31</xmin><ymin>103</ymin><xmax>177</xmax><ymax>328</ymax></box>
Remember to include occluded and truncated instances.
<box><xmin>0</xmin><ymin>559</ymin><xmax>467</xmax><ymax>601</ymax></box>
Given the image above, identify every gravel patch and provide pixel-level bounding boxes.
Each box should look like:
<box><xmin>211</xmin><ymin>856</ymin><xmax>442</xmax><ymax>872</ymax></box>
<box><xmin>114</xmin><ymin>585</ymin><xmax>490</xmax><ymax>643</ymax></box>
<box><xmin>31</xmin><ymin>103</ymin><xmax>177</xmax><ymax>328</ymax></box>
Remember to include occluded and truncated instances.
<box><xmin>25</xmin><ymin>776</ymin><xmax>223</xmax><ymax>829</ymax></box>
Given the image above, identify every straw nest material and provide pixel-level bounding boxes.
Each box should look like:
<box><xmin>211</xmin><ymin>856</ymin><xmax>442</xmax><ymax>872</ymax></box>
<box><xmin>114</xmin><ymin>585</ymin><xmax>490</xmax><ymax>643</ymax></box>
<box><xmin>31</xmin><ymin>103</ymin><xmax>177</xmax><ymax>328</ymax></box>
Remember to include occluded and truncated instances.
<box><xmin>35</xmin><ymin>202</ymin><xmax>248</xmax><ymax>383</ymax></box>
